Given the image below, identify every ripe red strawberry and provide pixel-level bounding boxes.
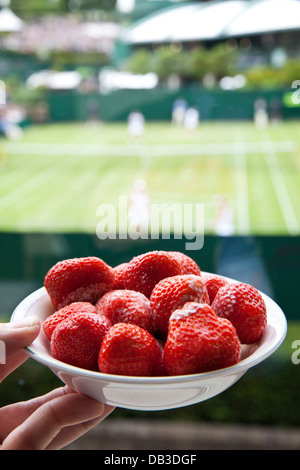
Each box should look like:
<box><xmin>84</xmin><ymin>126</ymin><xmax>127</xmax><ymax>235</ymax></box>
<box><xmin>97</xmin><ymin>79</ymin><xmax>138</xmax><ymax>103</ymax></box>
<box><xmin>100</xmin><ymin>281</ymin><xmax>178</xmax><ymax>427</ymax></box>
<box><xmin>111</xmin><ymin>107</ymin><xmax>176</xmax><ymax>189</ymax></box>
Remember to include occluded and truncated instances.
<box><xmin>98</xmin><ymin>323</ymin><xmax>161</xmax><ymax>376</ymax></box>
<box><xmin>202</xmin><ymin>273</ymin><xmax>229</xmax><ymax>304</ymax></box>
<box><xmin>150</xmin><ymin>274</ymin><xmax>210</xmax><ymax>337</ymax></box>
<box><xmin>163</xmin><ymin>302</ymin><xmax>241</xmax><ymax>376</ymax></box>
<box><xmin>169</xmin><ymin>251</ymin><xmax>201</xmax><ymax>276</ymax></box>
<box><xmin>96</xmin><ymin>289</ymin><xmax>154</xmax><ymax>334</ymax></box>
<box><xmin>211</xmin><ymin>282</ymin><xmax>267</xmax><ymax>344</ymax></box>
<box><xmin>123</xmin><ymin>251</ymin><xmax>182</xmax><ymax>298</ymax></box>
<box><xmin>51</xmin><ymin>312</ymin><xmax>112</xmax><ymax>371</ymax></box>
<box><xmin>43</xmin><ymin>301</ymin><xmax>97</xmax><ymax>340</ymax></box>
<box><xmin>44</xmin><ymin>256</ymin><xmax>114</xmax><ymax>309</ymax></box>
<box><xmin>112</xmin><ymin>263</ymin><xmax>128</xmax><ymax>289</ymax></box>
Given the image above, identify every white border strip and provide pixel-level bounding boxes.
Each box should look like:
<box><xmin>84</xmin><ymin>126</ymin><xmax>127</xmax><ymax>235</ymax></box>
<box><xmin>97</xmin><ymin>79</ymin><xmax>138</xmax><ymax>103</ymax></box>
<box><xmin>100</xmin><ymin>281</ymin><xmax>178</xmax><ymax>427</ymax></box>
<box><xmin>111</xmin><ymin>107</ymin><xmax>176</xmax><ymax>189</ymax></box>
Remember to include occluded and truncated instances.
<box><xmin>3</xmin><ymin>140</ymin><xmax>297</xmax><ymax>157</ymax></box>
<box><xmin>235</xmin><ymin>141</ymin><xmax>250</xmax><ymax>235</ymax></box>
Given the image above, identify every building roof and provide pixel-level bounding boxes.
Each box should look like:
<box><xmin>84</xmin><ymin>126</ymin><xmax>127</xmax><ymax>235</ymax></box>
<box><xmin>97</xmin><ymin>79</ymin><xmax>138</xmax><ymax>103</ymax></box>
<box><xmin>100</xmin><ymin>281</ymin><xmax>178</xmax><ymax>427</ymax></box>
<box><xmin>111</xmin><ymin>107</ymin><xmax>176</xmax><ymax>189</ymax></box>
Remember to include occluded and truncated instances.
<box><xmin>122</xmin><ymin>0</ymin><xmax>300</xmax><ymax>44</ymax></box>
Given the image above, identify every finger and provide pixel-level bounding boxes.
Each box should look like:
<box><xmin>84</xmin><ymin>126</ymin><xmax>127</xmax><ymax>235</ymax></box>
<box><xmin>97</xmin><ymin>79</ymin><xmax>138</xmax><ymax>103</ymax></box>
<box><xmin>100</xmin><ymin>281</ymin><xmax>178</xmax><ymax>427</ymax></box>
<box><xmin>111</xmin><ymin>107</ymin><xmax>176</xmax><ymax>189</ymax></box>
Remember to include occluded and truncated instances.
<box><xmin>0</xmin><ymin>386</ymin><xmax>73</xmax><ymax>441</ymax></box>
<box><xmin>0</xmin><ymin>386</ymin><xmax>114</xmax><ymax>449</ymax></box>
<box><xmin>46</xmin><ymin>404</ymin><xmax>115</xmax><ymax>450</ymax></box>
<box><xmin>1</xmin><ymin>388</ymin><xmax>111</xmax><ymax>450</ymax></box>
<box><xmin>0</xmin><ymin>317</ymin><xmax>41</xmax><ymax>357</ymax></box>
<box><xmin>0</xmin><ymin>317</ymin><xmax>40</xmax><ymax>382</ymax></box>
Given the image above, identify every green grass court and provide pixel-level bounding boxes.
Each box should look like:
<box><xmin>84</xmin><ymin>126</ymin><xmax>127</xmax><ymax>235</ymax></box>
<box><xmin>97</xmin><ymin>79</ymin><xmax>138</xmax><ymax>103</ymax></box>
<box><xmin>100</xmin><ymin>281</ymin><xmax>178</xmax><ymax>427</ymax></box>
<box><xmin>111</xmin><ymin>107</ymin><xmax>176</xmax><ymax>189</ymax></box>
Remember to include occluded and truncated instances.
<box><xmin>0</xmin><ymin>120</ymin><xmax>299</xmax><ymax>236</ymax></box>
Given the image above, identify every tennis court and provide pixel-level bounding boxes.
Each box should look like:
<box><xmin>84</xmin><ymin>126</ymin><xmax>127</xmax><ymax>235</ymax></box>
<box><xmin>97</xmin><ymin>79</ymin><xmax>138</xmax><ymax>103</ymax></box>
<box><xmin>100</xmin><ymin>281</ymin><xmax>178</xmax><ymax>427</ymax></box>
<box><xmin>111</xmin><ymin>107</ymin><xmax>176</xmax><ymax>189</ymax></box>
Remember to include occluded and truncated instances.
<box><xmin>0</xmin><ymin>120</ymin><xmax>299</xmax><ymax>236</ymax></box>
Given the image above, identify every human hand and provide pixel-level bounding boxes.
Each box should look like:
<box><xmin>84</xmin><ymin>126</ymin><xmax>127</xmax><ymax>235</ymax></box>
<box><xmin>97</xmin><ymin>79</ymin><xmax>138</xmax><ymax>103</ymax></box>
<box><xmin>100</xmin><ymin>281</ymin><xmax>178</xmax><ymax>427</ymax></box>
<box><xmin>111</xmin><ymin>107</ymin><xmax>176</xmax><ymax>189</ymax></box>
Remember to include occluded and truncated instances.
<box><xmin>0</xmin><ymin>316</ymin><xmax>114</xmax><ymax>450</ymax></box>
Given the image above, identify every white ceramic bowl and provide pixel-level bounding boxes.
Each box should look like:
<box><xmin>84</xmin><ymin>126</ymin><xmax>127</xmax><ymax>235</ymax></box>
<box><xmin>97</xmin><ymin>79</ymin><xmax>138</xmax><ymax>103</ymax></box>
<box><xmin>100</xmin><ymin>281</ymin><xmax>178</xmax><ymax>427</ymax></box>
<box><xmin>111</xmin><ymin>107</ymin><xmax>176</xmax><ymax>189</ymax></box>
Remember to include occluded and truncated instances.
<box><xmin>11</xmin><ymin>277</ymin><xmax>287</xmax><ymax>411</ymax></box>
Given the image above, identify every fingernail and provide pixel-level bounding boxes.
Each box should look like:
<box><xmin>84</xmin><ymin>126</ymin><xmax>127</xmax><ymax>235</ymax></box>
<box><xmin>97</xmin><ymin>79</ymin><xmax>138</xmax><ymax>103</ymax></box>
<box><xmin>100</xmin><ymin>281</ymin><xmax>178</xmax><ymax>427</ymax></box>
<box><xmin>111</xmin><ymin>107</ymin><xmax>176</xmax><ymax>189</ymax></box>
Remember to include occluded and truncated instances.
<box><xmin>10</xmin><ymin>315</ymin><xmax>40</xmax><ymax>329</ymax></box>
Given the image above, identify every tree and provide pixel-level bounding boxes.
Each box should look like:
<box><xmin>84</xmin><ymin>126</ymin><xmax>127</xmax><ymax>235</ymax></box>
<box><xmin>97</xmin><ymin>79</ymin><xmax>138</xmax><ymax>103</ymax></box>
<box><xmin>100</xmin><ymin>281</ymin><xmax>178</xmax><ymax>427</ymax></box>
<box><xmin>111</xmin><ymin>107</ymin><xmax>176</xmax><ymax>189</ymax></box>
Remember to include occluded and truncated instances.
<box><xmin>9</xmin><ymin>0</ymin><xmax>116</xmax><ymax>15</ymax></box>
<box><xmin>125</xmin><ymin>44</ymin><xmax>238</xmax><ymax>85</ymax></box>
<box><xmin>125</xmin><ymin>48</ymin><xmax>153</xmax><ymax>75</ymax></box>
<box><xmin>10</xmin><ymin>0</ymin><xmax>66</xmax><ymax>15</ymax></box>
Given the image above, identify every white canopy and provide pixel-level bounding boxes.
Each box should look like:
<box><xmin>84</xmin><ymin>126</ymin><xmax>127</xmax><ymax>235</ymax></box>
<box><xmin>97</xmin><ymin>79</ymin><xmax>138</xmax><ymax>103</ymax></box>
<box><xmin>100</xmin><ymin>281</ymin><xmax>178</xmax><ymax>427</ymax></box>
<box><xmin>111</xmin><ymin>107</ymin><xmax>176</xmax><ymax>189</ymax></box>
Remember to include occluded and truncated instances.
<box><xmin>226</xmin><ymin>0</ymin><xmax>300</xmax><ymax>36</ymax></box>
<box><xmin>26</xmin><ymin>71</ymin><xmax>82</xmax><ymax>90</ymax></box>
<box><xmin>0</xmin><ymin>7</ymin><xmax>23</xmax><ymax>32</ymax></box>
<box><xmin>170</xmin><ymin>1</ymin><xmax>246</xmax><ymax>41</ymax></box>
<box><xmin>122</xmin><ymin>0</ymin><xmax>300</xmax><ymax>44</ymax></box>
<box><xmin>123</xmin><ymin>4</ymin><xmax>205</xmax><ymax>44</ymax></box>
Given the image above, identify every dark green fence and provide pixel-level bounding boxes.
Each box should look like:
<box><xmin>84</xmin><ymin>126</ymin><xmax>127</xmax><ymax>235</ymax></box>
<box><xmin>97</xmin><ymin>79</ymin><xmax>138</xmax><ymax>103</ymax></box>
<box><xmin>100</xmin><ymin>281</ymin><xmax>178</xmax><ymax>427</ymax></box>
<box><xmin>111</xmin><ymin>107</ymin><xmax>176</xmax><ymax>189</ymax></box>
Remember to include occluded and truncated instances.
<box><xmin>47</xmin><ymin>86</ymin><xmax>300</xmax><ymax>122</ymax></box>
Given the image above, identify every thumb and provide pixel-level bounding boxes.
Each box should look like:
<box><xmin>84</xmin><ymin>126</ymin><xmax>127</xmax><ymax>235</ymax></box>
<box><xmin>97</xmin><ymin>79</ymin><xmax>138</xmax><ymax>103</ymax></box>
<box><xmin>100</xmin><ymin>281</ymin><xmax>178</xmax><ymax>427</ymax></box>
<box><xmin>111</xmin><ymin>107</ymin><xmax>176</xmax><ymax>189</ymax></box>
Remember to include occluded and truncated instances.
<box><xmin>1</xmin><ymin>316</ymin><xmax>41</xmax><ymax>357</ymax></box>
<box><xmin>0</xmin><ymin>316</ymin><xmax>40</xmax><ymax>381</ymax></box>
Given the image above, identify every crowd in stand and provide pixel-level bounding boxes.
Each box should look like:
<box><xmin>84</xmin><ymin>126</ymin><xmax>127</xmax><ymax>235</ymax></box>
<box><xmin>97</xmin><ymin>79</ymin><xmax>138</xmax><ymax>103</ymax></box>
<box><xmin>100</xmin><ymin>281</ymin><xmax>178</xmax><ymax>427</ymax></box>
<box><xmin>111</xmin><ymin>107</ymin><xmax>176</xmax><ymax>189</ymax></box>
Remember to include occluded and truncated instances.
<box><xmin>0</xmin><ymin>14</ymin><xmax>119</xmax><ymax>55</ymax></box>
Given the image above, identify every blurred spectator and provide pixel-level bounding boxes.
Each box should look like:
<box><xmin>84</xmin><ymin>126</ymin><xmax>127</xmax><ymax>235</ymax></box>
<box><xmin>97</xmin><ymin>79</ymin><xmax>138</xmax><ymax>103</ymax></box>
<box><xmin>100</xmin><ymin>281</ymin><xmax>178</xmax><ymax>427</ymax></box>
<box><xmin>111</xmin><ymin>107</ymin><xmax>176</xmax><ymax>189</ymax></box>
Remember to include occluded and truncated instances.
<box><xmin>128</xmin><ymin>178</ymin><xmax>150</xmax><ymax>236</ymax></box>
<box><xmin>172</xmin><ymin>97</ymin><xmax>188</xmax><ymax>126</ymax></box>
<box><xmin>254</xmin><ymin>97</ymin><xmax>269</xmax><ymax>129</ymax></box>
<box><xmin>127</xmin><ymin>110</ymin><xmax>145</xmax><ymax>143</ymax></box>
<box><xmin>214</xmin><ymin>195</ymin><xmax>234</xmax><ymax>237</ymax></box>
<box><xmin>0</xmin><ymin>104</ymin><xmax>24</xmax><ymax>140</ymax></box>
<box><xmin>183</xmin><ymin>106</ymin><xmax>200</xmax><ymax>131</ymax></box>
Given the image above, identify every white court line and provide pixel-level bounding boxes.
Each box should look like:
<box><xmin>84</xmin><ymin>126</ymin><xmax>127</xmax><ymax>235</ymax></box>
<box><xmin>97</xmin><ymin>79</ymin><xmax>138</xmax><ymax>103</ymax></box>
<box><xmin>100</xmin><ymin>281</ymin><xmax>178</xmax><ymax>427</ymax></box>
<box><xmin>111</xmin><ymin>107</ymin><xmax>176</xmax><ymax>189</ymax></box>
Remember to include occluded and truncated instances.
<box><xmin>3</xmin><ymin>140</ymin><xmax>297</xmax><ymax>157</ymax></box>
<box><xmin>0</xmin><ymin>158</ymin><xmax>60</xmax><ymax>213</ymax></box>
<box><xmin>234</xmin><ymin>141</ymin><xmax>250</xmax><ymax>235</ymax></box>
<box><xmin>261</xmin><ymin>140</ymin><xmax>300</xmax><ymax>235</ymax></box>
<box><xmin>0</xmin><ymin>154</ymin><xmax>79</xmax><ymax>213</ymax></box>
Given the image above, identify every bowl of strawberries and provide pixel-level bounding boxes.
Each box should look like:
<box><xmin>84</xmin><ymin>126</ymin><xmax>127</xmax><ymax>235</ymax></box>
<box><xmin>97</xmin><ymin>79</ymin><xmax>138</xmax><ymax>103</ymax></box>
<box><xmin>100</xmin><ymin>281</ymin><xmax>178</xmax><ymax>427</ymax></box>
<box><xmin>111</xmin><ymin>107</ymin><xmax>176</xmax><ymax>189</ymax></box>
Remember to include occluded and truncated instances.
<box><xmin>11</xmin><ymin>250</ymin><xmax>287</xmax><ymax>411</ymax></box>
